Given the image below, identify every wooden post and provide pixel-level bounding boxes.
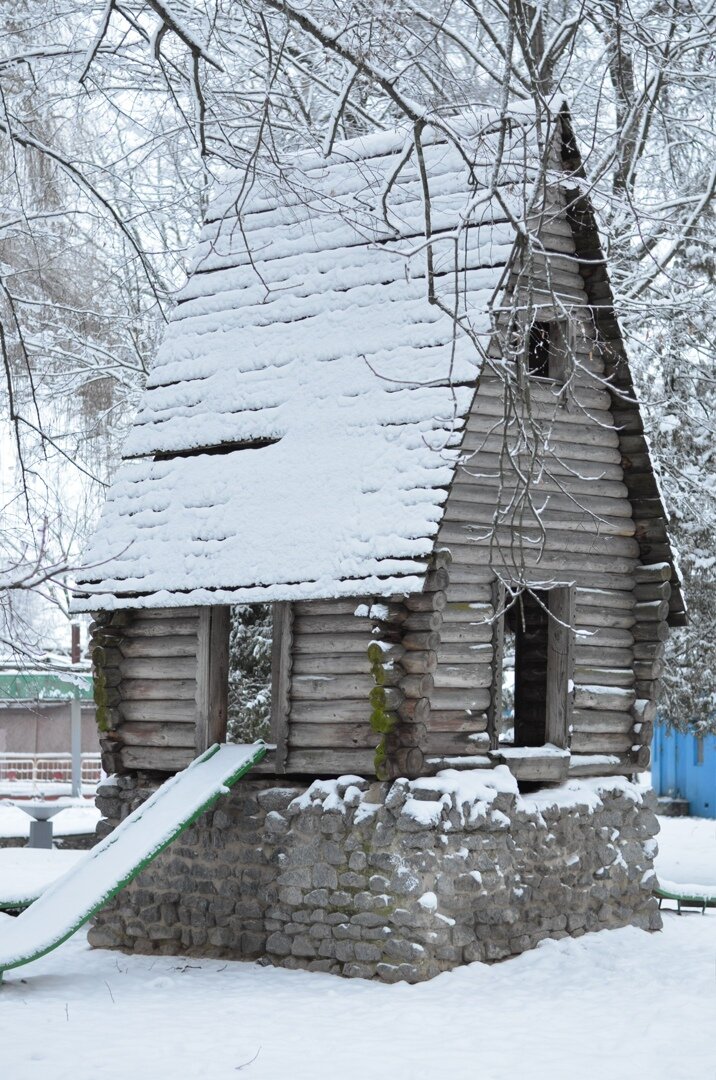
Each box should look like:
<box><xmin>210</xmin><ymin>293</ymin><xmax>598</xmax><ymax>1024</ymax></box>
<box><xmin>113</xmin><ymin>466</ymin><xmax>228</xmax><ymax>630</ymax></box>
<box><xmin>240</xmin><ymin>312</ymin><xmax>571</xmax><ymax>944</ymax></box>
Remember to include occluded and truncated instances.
<box><xmin>195</xmin><ymin>606</ymin><xmax>230</xmax><ymax>753</ymax></box>
<box><xmin>70</xmin><ymin>623</ymin><xmax>82</xmax><ymax>796</ymax></box>
<box><xmin>545</xmin><ymin>586</ymin><xmax>575</xmax><ymax>749</ymax></box>
<box><xmin>270</xmin><ymin>602</ymin><xmax>293</xmax><ymax>774</ymax></box>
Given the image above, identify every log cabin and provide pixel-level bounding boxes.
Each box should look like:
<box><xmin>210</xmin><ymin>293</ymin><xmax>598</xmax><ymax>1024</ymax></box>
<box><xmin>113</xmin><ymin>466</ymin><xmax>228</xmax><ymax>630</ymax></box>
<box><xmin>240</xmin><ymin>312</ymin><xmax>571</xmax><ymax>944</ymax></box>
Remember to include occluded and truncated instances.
<box><xmin>72</xmin><ymin>103</ymin><xmax>679</xmax><ymax>977</ymax></box>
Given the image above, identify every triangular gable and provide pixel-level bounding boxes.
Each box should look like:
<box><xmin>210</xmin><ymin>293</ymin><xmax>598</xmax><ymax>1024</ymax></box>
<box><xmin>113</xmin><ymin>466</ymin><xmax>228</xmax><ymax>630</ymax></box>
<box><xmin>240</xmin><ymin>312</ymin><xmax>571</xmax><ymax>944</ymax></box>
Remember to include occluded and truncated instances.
<box><xmin>557</xmin><ymin>110</ymin><xmax>685</xmax><ymax>626</ymax></box>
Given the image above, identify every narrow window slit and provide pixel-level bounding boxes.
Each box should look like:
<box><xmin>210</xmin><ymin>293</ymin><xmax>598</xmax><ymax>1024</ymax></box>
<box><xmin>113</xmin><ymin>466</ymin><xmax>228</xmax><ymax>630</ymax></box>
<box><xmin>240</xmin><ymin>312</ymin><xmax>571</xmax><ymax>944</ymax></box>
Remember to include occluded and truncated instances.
<box><xmin>227</xmin><ymin>604</ymin><xmax>273</xmax><ymax>744</ymax></box>
<box><xmin>527</xmin><ymin>321</ymin><xmax>552</xmax><ymax>378</ymax></box>
<box><xmin>154</xmin><ymin>437</ymin><xmax>280</xmax><ymax>462</ymax></box>
<box><xmin>498</xmin><ymin>586</ymin><xmax>574</xmax><ymax>753</ymax></box>
<box><xmin>502</xmin><ymin>590</ymin><xmax>549</xmax><ymax>747</ymax></box>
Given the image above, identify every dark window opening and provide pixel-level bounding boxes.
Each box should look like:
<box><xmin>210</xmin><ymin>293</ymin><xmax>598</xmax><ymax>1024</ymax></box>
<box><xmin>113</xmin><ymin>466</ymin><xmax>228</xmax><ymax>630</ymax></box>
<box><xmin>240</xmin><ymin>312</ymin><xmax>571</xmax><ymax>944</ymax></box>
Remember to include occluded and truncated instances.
<box><xmin>226</xmin><ymin>604</ymin><xmax>273</xmax><ymax>744</ymax></box>
<box><xmin>528</xmin><ymin>322</ymin><xmax>552</xmax><ymax>378</ymax></box>
<box><xmin>499</xmin><ymin>586</ymin><xmax>574</xmax><ymax>752</ymax></box>
<box><xmin>526</xmin><ymin>320</ymin><xmax>571</xmax><ymax>382</ymax></box>
<box><xmin>502</xmin><ymin>590</ymin><xmax>550</xmax><ymax>747</ymax></box>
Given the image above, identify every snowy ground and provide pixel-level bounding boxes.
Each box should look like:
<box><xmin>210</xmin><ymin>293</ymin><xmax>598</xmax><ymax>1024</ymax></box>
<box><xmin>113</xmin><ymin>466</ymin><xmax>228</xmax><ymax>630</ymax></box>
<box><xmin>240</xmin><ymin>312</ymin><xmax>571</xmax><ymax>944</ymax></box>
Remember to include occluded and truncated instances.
<box><xmin>656</xmin><ymin>815</ymin><xmax>716</xmax><ymax>898</ymax></box>
<box><xmin>1</xmin><ymin>810</ymin><xmax>714</xmax><ymax>1079</ymax></box>
<box><xmin>0</xmin><ymin>849</ymin><xmax>83</xmax><ymax>905</ymax></box>
<box><xmin>1</xmin><ymin>916</ymin><xmax>714</xmax><ymax>1080</ymax></box>
<box><xmin>0</xmin><ymin>799</ymin><xmax>100</xmax><ymax>839</ymax></box>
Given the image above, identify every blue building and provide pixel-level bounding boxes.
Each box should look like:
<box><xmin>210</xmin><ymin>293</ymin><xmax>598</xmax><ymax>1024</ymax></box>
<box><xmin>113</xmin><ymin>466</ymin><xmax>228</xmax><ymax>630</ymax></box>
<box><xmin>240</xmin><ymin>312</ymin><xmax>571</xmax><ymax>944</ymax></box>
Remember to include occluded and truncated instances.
<box><xmin>652</xmin><ymin>724</ymin><xmax>716</xmax><ymax>818</ymax></box>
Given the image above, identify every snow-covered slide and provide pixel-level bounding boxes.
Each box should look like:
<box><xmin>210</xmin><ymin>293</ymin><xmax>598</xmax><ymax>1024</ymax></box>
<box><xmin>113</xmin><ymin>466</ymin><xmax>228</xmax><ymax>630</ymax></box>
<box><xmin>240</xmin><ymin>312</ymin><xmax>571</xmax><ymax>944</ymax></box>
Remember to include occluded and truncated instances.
<box><xmin>0</xmin><ymin>742</ymin><xmax>266</xmax><ymax>981</ymax></box>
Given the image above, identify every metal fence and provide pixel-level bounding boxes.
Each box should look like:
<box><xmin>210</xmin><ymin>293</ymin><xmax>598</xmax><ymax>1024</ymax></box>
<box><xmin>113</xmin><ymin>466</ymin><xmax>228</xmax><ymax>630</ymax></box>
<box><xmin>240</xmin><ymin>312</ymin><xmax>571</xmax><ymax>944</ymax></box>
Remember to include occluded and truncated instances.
<box><xmin>0</xmin><ymin>752</ymin><xmax>102</xmax><ymax>786</ymax></box>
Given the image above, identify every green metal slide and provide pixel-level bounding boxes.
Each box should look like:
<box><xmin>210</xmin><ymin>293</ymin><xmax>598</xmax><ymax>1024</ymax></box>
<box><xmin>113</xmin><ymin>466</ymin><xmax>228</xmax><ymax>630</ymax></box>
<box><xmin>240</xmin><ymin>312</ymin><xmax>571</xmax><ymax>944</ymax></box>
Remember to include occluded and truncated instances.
<box><xmin>0</xmin><ymin>741</ymin><xmax>266</xmax><ymax>981</ymax></box>
<box><xmin>655</xmin><ymin>883</ymin><xmax>716</xmax><ymax>915</ymax></box>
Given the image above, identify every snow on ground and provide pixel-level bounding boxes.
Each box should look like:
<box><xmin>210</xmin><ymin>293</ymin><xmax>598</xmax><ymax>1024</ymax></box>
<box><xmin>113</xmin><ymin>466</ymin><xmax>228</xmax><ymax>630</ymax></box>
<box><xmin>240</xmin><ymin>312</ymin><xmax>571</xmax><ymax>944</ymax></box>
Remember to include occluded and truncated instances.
<box><xmin>655</xmin><ymin>814</ymin><xmax>716</xmax><ymax>899</ymax></box>
<box><xmin>1</xmin><ymin>916</ymin><xmax>714</xmax><ymax>1080</ymax></box>
<box><xmin>0</xmin><ymin>849</ymin><xmax>84</xmax><ymax>904</ymax></box>
<box><xmin>0</xmin><ymin>805</ymin><xmax>713</xmax><ymax>1077</ymax></box>
<box><xmin>0</xmin><ymin>799</ymin><xmax>100</xmax><ymax>839</ymax></box>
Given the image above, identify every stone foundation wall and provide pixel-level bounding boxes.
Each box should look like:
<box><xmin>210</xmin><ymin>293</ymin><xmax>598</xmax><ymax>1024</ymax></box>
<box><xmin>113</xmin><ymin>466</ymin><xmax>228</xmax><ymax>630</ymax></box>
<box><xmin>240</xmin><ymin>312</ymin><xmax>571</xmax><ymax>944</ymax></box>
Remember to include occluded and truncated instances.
<box><xmin>89</xmin><ymin>768</ymin><xmax>661</xmax><ymax>982</ymax></box>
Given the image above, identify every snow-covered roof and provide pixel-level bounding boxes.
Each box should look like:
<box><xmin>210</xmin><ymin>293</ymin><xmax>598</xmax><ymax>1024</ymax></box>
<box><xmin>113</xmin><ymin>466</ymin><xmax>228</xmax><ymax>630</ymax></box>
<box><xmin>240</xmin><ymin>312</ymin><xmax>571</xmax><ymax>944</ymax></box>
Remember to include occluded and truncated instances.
<box><xmin>73</xmin><ymin>109</ymin><xmax>548</xmax><ymax>611</ymax></box>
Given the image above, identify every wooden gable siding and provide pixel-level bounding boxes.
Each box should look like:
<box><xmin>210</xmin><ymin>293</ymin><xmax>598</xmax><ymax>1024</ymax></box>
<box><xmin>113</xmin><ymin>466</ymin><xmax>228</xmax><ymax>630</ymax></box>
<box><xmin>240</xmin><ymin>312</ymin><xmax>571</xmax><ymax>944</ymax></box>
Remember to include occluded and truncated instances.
<box><xmin>432</xmin><ymin>179</ymin><xmax>648</xmax><ymax>779</ymax></box>
<box><xmin>559</xmin><ymin>114</ymin><xmax>685</xmax><ymax>628</ymax></box>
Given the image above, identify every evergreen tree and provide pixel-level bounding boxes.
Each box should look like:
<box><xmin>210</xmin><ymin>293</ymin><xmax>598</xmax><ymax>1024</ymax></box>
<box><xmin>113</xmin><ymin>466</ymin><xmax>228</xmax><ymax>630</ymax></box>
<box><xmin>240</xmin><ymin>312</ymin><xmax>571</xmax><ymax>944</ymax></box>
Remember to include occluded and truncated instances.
<box><xmin>227</xmin><ymin>605</ymin><xmax>273</xmax><ymax>743</ymax></box>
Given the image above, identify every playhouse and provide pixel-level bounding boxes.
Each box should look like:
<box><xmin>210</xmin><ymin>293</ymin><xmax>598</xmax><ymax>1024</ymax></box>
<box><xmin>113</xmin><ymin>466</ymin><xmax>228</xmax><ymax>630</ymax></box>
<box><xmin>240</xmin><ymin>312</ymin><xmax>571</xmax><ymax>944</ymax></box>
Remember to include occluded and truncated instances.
<box><xmin>70</xmin><ymin>104</ymin><xmax>680</xmax><ymax>981</ymax></box>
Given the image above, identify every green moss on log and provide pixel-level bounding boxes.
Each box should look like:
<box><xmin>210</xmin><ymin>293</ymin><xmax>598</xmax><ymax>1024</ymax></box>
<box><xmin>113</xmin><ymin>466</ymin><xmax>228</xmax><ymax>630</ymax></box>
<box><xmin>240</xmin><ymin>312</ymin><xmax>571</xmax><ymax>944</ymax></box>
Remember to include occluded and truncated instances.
<box><xmin>368</xmin><ymin>641</ymin><xmax>397</xmax><ymax>777</ymax></box>
<box><xmin>93</xmin><ymin>666</ymin><xmax>109</xmax><ymax>732</ymax></box>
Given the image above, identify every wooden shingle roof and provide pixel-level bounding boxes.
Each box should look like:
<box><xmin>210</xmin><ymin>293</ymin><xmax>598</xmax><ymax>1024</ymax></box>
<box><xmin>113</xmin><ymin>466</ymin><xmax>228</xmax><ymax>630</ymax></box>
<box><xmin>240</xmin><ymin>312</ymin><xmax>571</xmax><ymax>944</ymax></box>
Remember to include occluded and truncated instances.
<box><xmin>73</xmin><ymin>109</ymin><xmax>539</xmax><ymax>610</ymax></box>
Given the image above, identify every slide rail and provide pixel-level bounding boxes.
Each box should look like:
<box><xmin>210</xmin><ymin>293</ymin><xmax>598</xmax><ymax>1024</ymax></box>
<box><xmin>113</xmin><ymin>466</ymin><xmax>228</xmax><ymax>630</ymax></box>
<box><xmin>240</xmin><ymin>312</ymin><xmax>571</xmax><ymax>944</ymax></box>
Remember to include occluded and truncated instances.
<box><xmin>0</xmin><ymin>741</ymin><xmax>266</xmax><ymax>980</ymax></box>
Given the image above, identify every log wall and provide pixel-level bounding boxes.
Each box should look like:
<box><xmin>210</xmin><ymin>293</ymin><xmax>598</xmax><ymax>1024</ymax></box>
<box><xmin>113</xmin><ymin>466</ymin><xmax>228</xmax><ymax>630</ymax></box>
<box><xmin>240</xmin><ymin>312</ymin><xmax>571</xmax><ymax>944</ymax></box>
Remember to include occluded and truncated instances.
<box><xmin>91</xmin><ymin>607</ymin><xmax>202</xmax><ymax>774</ymax></box>
<box><xmin>282</xmin><ymin>599</ymin><xmax>375</xmax><ymax>775</ymax></box>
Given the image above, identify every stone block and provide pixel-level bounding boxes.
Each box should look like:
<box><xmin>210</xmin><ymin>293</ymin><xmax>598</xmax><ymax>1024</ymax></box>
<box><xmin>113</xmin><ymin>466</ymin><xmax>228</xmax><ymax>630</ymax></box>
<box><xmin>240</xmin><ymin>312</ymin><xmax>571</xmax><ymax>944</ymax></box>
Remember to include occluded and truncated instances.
<box><xmin>463</xmin><ymin>941</ymin><xmax>486</xmax><ymax>963</ymax></box>
<box><xmin>239</xmin><ymin>931</ymin><xmax>266</xmax><ymax>956</ymax></box>
<box><xmin>209</xmin><ymin>926</ymin><xmax>236</xmax><ymax>947</ymax></box>
<box><xmin>278</xmin><ymin>886</ymin><xmax>304</xmax><ymax>906</ymax></box>
<box><xmin>342</xmin><ymin>963</ymin><xmax>374</xmax><ymax>979</ymax></box>
<box><xmin>308</xmin><ymin>959</ymin><xmax>339</xmax><ymax>973</ymax></box>
<box><xmin>265</xmin><ymin>811</ymin><xmax>289</xmax><ymax>836</ymax></box>
<box><xmin>350</xmin><ymin>912</ymin><xmax>385</xmax><ymax>928</ymax></box>
<box><xmin>257</xmin><ymin>787</ymin><xmax>301</xmax><ymax>812</ymax></box>
<box><xmin>333</xmin><ymin>922</ymin><xmax>358</xmax><ymax>940</ymax></box>
<box><xmin>369</xmin><ymin>874</ymin><xmax>390</xmax><ymax>894</ymax></box>
<box><xmin>329</xmin><ymin>890</ymin><xmax>354</xmax><ymax>909</ymax></box>
<box><xmin>354</xmin><ymin>942</ymin><xmax>382</xmax><ymax>963</ymax></box>
<box><xmin>334</xmin><ymin>940</ymin><xmax>355</xmax><ymax>963</ymax></box>
<box><xmin>313</xmin><ymin>863</ymin><xmax>339</xmax><ymax>889</ymax></box>
<box><xmin>266</xmin><ymin>932</ymin><xmax>292</xmax><ymax>956</ymax></box>
<box><xmin>384</xmin><ymin>937</ymin><xmax>423</xmax><ymax>963</ymax></box>
<box><xmin>322</xmin><ymin>841</ymin><xmax>348</xmax><ymax>866</ymax></box>
<box><xmin>87</xmin><ymin>926</ymin><xmax>121</xmax><ymax>949</ymax></box>
<box><xmin>305</xmin><ymin>888</ymin><xmax>329</xmax><ymax>908</ymax></box>
<box><xmin>450</xmin><ymin>924</ymin><xmax>475</xmax><ymax>948</ymax></box>
<box><xmin>339</xmin><ymin>872</ymin><xmax>366</xmax><ymax>889</ymax></box>
<box><xmin>437</xmin><ymin>944</ymin><xmax>463</xmax><ymax>963</ymax></box>
<box><xmin>348</xmin><ymin>850</ymin><xmax>368</xmax><ymax>872</ymax></box>
<box><xmin>319</xmin><ymin>815</ymin><xmax>345</xmax><ymax>835</ymax></box>
<box><xmin>278</xmin><ymin>867</ymin><xmax>312</xmax><ymax>888</ymax></box>
<box><xmin>291</xmin><ymin>935</ymin><xmax>318</xmax><ymax>959</ymax></box>
<box><xmin>360</xmin><ymin>926</ymin><xmax>390</xmax><ymax>941</ymax></box>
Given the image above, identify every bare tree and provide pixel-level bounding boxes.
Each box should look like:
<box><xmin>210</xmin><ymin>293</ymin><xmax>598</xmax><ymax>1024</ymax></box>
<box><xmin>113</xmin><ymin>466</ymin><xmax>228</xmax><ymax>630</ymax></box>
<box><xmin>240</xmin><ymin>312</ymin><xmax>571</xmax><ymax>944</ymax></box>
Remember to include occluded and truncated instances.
<box><xmin>0</xmin><ymin>0</ymin><xmax>714</xmax><ymax>725</ymax></box>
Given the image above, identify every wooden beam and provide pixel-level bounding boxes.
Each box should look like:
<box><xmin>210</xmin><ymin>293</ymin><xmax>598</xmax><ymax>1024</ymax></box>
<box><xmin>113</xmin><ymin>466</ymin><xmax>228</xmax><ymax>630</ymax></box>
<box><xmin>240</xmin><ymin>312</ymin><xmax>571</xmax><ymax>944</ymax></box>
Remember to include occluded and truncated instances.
<box><xmin>546</xmin><ymin>586</ymin><xmax>575</xmax><ymax>749</ymax></box>
<box><xmin>271</xmin><ymin>601</ymin><xmax>293</xmax><ymax>774</ymax></box>
<box><xmin>195</xmin><ymin>606</ymin><xmax>230</xmax><ymax>754</ymax></box>
<box><xmin>486</xmin><ymin>578</ymin><xmax>504</xmax><ymax>751</ymax></box>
